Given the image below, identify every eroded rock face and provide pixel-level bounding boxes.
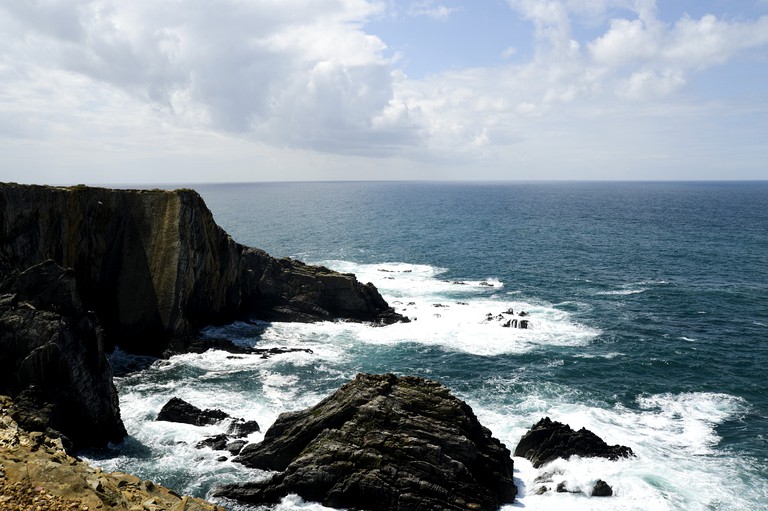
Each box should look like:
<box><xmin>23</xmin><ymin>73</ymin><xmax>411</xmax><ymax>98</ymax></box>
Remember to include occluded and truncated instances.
<box><xmin>217</xmin><ymin>373</ymin><xmax>517</xmax><ymax>511</ymax></box>
<box><xmin>0</xmin><ymin>183</ymin><xmax>404</xmax><ymax>355</ymax></box>
<box><xmin>514</xmin><ymin>417</ymin><xmax>634</xmax><ymax>468</ymax></box>
<box><xmin>0</xmin><ymin>261</ymin><xmax>125</xmax><ymax>449</ymax></box>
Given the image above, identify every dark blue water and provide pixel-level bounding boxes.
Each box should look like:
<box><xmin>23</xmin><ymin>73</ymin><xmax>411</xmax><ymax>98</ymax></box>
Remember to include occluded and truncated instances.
<box><xmin>92</xmin><ymin>181</ymin><xmax>768</xmax><ymax>510</ymax></box>
<box><xmin>198</xmin><ymin>181</ymin><xmax>767</xmax><ymax>423</ymax></box>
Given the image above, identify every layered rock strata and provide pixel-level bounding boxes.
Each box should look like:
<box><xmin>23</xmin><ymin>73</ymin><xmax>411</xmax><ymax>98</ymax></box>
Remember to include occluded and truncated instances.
<box><xmin>0</xmin><ymin>183</ymin><xmax>403</xmax><ymax>355</ymax></box>
<box><xmin>217</xmin><ymin>373</ymin><xmax>517</xmax><ymax>511</ymax></box>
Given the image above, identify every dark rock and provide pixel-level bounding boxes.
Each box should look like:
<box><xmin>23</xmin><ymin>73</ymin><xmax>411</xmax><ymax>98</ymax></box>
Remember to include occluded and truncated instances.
<box><xmin>196</xmin><ymin>434</ymin><xmax>230</xmax><ymax>451</ymax></box>
<box><xmin>156</xmin><ymin>397</ymin><xmax>229</xmax><ymax>426</ymax></box>
<box><xmin>225</xmin><ymin>440</ymin><xmax>248</xmax><ymax>455</ymax></box>
<box><xmin>0</xmin><ymin>261</ymin><xmax>126</xmax><ymax>449</ymax></box>
<box><xmin>591</xmin><ymin>479</ymin><xmax>613</xmax><ymax>497</ymax></box>
<box><xmin>534</xmin><ymin>485</ymin><xmax>549</xmax><ymax>495</ymax></box>
<box><xmin>556</xmin><ymin>481</ymin><xmax>575</xmax><ymax>493</ymax></box>
<box><xmin>217</xmin><ymin>373</ymin><xmax>516</xmax><ymax>511</ymax></box>
<box><xmin>519</xmin><ymin>320</ymin><xmax>529</xmax><ymax>329</ymax></box>
<box><xmin>0</xmin><ymin>183</ymin><xmax>405</xmax><ymax>356</ymax></box>
<box><xmin>227</xmin><ymin>419</ymin><xmax>261</xmax><ymax>437</ymax></box>
<box><xmin>514</xmin><ymin>417</ymin><xmax>634</xmax><ymax>468</ymax></box>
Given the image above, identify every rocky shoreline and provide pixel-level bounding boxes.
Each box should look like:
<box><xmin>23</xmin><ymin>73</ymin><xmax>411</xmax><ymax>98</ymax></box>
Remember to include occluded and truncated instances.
<box><xmin>1</xmin><ymin>183</ymin><xmax>634</xmax><ymax>510</ymax></box>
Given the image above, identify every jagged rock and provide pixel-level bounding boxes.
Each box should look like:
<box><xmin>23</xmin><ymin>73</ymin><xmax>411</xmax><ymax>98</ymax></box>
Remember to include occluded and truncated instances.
<box><xmin>197</xmin><ymin>434</ymin><xmax>230</xmax><ymax>451</ymax></box>
<box><xmin>216</xmin><ymin>373</ymin><xmax>516</xmax><ymax>511</ymax></box>
<box><xmin>0</xmin><ymin>183</ymin><xmax>405</xmax><ymax>355</ymax></box>
<box><xmin>591</xmin><ymin>479</ymin><xmax>613</xmax><ymax>497</ymax></box>
<box><xmin>0</xmin><ymin>261</ymin><xmax>125</xmax><ymax>449</ymax></box>
<box><xmin>514</xmin><ymin>417</ymin><xmax>634</xmax><ymax>468</ymax></box>
<box><xmin>156</xmin><ymin>397</ymin><xmax>229</xmax><ymax>426</ymax></box>
<box><xmin>227</xmin><ymin>418</ymin><xmax>260</xmax><ymax>437</ymax></box>
<box><xmin>225</xmin><ymin>439</ymin><xmax>248</xmax><ymax>455</ymax></box>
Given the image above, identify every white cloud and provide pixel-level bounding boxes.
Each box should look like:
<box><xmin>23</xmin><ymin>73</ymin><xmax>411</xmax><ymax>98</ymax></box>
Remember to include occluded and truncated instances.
<box><xmin>0</xmin><ymin>0</ymin><xmax>767</xmax><ymax>182</ymax></box>
<box><xmin>407</xmin><ymin>1</ymin><xmax>459</xmax><ymax>20</ymax></box>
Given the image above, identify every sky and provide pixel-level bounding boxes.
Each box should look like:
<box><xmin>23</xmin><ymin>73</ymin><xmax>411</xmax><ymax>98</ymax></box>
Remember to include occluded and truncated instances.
<box><xmin>1</xmin><ymin>0</ymin><xmax>767</xmax><ymax>184</ymax></box>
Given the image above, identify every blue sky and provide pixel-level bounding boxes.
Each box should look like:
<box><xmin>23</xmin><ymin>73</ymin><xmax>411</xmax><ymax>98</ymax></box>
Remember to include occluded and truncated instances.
<box><xmin>1</xmin><ymin>0</ymin><xmax>767</xmax><ymax>184</ymax></box>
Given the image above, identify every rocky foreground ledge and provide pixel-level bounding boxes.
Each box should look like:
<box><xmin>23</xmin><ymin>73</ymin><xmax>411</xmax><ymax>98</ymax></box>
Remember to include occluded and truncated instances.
<box><xmin>0</xmin><ymin>395</ymin><xmax>224</xmax><ymax>511</ymax></box>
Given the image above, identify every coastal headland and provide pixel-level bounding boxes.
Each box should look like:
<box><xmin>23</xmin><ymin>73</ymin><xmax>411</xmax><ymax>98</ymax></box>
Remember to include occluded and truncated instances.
<box><xmin>0</xmin><ymin>183</ymin><xmax>630</xmax><ymax>510</ymax></box>
<box><xmin>0</xmin><ymin>183</ymin><xmax>403</xmax><ymax>508</ymax></box>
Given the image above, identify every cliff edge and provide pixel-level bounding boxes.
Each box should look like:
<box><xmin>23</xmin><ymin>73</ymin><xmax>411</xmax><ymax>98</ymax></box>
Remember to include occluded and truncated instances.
<box><xmin>0</xmin><ymin>183</ymin><xmax>403</xmax><ymax>355</ymax></box>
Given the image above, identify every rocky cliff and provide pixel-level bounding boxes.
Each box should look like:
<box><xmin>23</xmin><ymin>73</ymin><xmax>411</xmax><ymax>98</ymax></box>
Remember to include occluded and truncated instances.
<box><xmin>0</xmin><ymin>260</ymin><xmax>126</xmax><ymax>448</ymax></box>
<box><xmin>0</xmin><ymin>183</ymin><xmax>403</xmax><ymax>355</ymax></box>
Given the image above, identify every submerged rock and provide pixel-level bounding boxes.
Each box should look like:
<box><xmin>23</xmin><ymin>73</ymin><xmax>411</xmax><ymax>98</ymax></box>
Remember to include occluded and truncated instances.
<box><xmin>514</xmin><ymin>417</ymin><xmax>634</xmax><ymax>468</ymax></box>
<box><xmin>0</xmin><ymin>183</ymin><xmax>405</xmax><ymax>355</ymax></box>
<box><xmin>217</xmin><ymin>373</ymin><xmax>517</xmax><ymax>511</ymax></box>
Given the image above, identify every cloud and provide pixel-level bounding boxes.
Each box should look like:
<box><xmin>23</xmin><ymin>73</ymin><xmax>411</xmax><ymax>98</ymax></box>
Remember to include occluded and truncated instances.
<box><xmin>407</xmin><ymin>1</ymin><xmax>459</xmax><ymax>20</ymax></box>
<box><xmin>0</xmin><ymin>0</ymin><xmax>767</xmax><ymax>181</ymax></box>
<box><xmin>0</xmin><ymin>0</ymin><xmax>418</xmax><ymax>155</ymax></box>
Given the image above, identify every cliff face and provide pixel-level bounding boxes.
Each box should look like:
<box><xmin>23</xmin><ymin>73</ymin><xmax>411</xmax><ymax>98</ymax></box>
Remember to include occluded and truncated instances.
<box><xmin>0</xmin><ymin>183</ymin><xmax>402</xmax><ymax>355</ymax></box>
<box><xmin>0</xmin><ymin>260</ymin><xmax>126</xmax><ymax>448</ymax></box>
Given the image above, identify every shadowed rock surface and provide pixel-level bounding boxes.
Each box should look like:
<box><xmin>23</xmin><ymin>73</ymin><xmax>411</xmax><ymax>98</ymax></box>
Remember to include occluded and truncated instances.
<box><xmin>0</xmin><ymin>183</ymin><xmax>404</xmax><ymax>355</ymax></box>
<box><xmin>0</xmin><ymin>260</ymin><xmax>125</xmax><ymax>449</ymax></box>
<box><xmin>514</xmin><ymin>417</ymin><xmax>634</xmax><ymax>468</ymax></box>
<box><xmin>156</xmin><ymin>397</ymin><xmax>230</xmax><ymax>426</ymax></box>
<box><xmin>216</xmin><ymin>373</ymin><xmax>516</xmax><ymax>511</ymax></box>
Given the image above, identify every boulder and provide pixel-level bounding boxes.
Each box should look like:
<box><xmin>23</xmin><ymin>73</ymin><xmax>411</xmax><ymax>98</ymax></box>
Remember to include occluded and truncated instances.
<box><xmin>0</xmin><ymin>261</ymin><xmax>125</xmax><ymax>449</ymax></box>
<box><xmin>591</xmin><ymin>479</ymin><xmax>613</xmax><ymax>497</ymax></box>
<box><xmin>156</xmin><ymin>397</ymin><xmax>229</xmax><ymax>426</ymax></box>
<box><xmin>216</xmin><ymin>373</ymin><xmax>516</xmax><ymax>511</ymax></box>
<box><xmin>0</xmin><ymin>183</ymin><xmax>405</xmax><ymax>355</ymax></box>
<box><xmin>514</xmin><ymin>417</ymin><xmax>634</xmax><ymax>468</ymax></box>
<box><xmin>227</xmin><ymin>418</ymin><xmax>261</xmax><ymax>437</ymax></box>
<box><xmin>196</xmin><ymin>434</ymin><xmax>230</xmax><ymax>451</ymax></box>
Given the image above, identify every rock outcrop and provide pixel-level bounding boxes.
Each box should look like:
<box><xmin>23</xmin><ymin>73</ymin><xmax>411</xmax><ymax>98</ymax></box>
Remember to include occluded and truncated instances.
<box><xmin>0</xmin><ymin>395</ymin><xmax>224</xmax><ymax>511</ymax></box>
<box><xmin>514</xmin><ymin>417</ymin><xmax>634</xmax><ymax>468</ymax></box>
<box><xmin>216</xmin><ymin>373</ymin><xmax>517</xmax><ymax>511</ymax></box>
<box><xmin>0</xmin><ymin>260</ymin><xmax>125</xmax><ymax>449</ymax></box>
<box><xmin>156</xmin><ymin>397</ymin><xmax>230</xmax><ymax>427</ymax></box>
<box><xmin>0</xmin><ymin>183</ymin><xmax>404</xmax><ymax>355</ymax></box>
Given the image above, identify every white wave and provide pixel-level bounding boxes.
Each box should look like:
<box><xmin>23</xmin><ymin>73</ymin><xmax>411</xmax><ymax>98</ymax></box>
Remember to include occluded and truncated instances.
<box><xmin>471</xmin><ymin>390</ymin><xmax>758</xmax><ymax>511</ymax></box>
<box><xmin>595</xmin><ymin>288</ymin><xmax>646</xmax><ymax>296</ymax></box>
<box><xmin>305</xmin><ymin>260</ymin><xmax>600</xmax><ymax>356</ymax></box>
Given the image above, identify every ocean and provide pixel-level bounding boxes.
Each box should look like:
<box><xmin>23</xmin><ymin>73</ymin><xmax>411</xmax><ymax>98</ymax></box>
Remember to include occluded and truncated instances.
<box><xmin>85</xmin><ymin>181</ymin><xmax>768</xmax><ymax>510</ymax></box>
